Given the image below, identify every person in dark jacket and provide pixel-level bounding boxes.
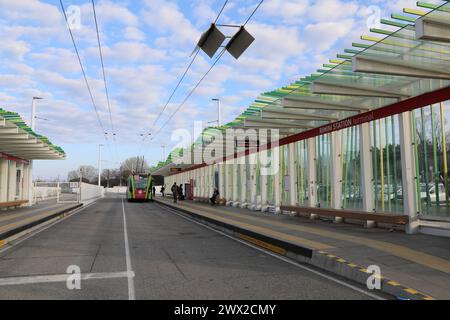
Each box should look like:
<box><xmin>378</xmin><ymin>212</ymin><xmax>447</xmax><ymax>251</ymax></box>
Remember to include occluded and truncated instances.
<box><xmin>178</xmin><ymin>184</ymin><xmax>184</xmax><ymax>201</ymax></box>
<box><xmin>160</xmin><ymin>186</ymin><xmax>165</xmax><ymax>197</ymax></box>
<box><xmin>171</xmin><ymin>183</ymin><xmax>178</xmax><ymax>203</ymax></box>
<box><xmin>152</xmin><ymin>186</ymin><xmax>156</xmax><ymax>198</ymax></box>
<box><xmin>210</xmin><ymin>188</ymin><xmax>219</xmax><ymax>205</ymax></box>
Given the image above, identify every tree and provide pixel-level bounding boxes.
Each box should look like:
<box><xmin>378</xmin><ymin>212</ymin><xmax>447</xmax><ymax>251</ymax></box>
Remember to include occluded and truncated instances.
<box><xmin>67</xmin><ymin>165</ymin><xmax>98</xmax><ymax>184</ymax></box>
<box><xmin>100</xmin><ymin>168</ymin><xmax>122</xmax><ymax>188</ymax></box>
<box><xmin>119</xmin><ymin>157</ymin><xmax>150</xmax><ymax>182</ymax></box>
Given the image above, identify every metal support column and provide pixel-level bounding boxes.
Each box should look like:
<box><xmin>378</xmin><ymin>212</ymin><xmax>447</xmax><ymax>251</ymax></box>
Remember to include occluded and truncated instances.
<box><xmin>240</xmin><ymin>158</ymin><xmax>247</xmax><ymax>208</ymax></box>
<box><xmin>329</xmin><ymin>131</ymin><xmax>343</xmax><ymax>223</ymax></box>
<box><xmin>260</xmin><ymin>166</ymin><xmax>268</xmax><ymax>212</ymax></box>
<box><xmin>8</xmin><ymin>160</ymin><xmax>16</xmax><ymax>201</ymax></box>
<box><xmin>360</xmin><ymin>123</ymin><xmax>376</xmax><ymax>228</ymax></box>
<box><xmin>288</xmin><ymin>143</ymin><xmax>297</xmax><ymax>208</ymax></box>
<box><xmin>307</xmin><ymin>138</ymin><xmax>318</xmax><ymax>219</ymax></box>
<box><xmin>250</xmin><ymin>154</ymin><xmax>258</xmax><ymax>211</ymax></box>
<box><xmin>232</xmin><ymin>158</ymin><xmax>239</xmax><ymax>207</ymax></box>
<box><xmin>273</xmin><ymin>146</ymin><xmax>281</xmax><ymax>214</ymax></box>
<box><xmin>0</xmin><ymin>159</ymin><xmax>8</xmax><ymax>204</ymax></box>
<box><xmin>399</xmin><ymin>111</ymin><xmax>419</xmax><ymax>234</ymax></box>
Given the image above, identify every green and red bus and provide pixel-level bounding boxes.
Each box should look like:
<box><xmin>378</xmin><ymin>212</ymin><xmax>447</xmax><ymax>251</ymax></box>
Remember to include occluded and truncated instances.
<box><xmin>127</xmin><ymin>174</ymin><xmax>153</xmax><ymax>202</ymax></box>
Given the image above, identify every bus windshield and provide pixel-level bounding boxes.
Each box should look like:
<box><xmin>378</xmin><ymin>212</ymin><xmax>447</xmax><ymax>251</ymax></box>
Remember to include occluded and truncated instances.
<box><xmin>134</xmin><ymin>176</ymin><xmax>148</xmax><ymax>189</ymax></box>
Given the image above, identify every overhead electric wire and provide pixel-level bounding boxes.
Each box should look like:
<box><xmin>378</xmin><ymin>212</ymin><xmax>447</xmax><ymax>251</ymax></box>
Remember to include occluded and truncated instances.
<box><xmin>148</xmin><ymin>49</ymin><xmax>200</xmax><ymax>136</ymax></box>
<box><xmin>150</xmin><ymin>49</ymin><xmax>226</xmax><ymax>142</ymax></box>
<box><xmin>59</xmin><ymin>0</ymin><xmax>107</xmax><ymax>136</ymax></box>
<box><xmin>244</xmin><ymin>0</ymin><xmax>264</xmax><ymax>26</ymax></box>
<box><xmin>138</xmin><ymin>0</ymin><xmax>231</xmax><ymax>154</ymax></box>
<box><xmin>214</xmin><ymin>0</ymin><xmax>229</xmax><ymax>24</ymax></box>
<box><xmin>60</xmin><ymin>0</ymin><xmax>114</xmax><ymax>166</ymax></box>
<box><xmin>91</xmin><ymin>0</ymin><xmax>115</xmax><ymax>137</ymax></box>
<box><xmin>91</xmin><ymin>0</ymin><xmax>119</xmax><ymax>162</ymax></box>
<box><xmin>146</xmin><ymin>0</ymin><xmax>265</xmax><ymax>149</ymax></box>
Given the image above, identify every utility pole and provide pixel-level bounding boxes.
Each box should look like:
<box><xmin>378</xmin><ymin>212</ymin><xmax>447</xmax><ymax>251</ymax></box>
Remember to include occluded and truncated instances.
<box><xmin>212</xmin><ymin>98</ymin><xmax>222</xmax><ymax>127</ymax></box>
<box><xmin>98</xmin><ymin>144</ymin><xmax>104</xmax><ymax>187</ymax></box>
<box><xmin>28</xmin><ymin>97</ymin><xmax>43</xmax><ymax>206</ymax></box>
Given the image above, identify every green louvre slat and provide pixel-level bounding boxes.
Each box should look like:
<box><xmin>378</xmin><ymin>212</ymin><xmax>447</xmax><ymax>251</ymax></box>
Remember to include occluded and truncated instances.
<box><xmin>336</xmin><ymin>54</ymin><xmax>353</xmax><ymax>59</ymax></box>
<box><xmin>369</xmin><ymin>28</ymin><xmax>394</xmax><ymax>36</ymax></box>
<box><xmin>390</xmin><ymin>13</ymin><xmax>416</xmax><ymax>22</ymax></box>
<box><xmin>352</xmin><ymin>42</ymin><xmax>371</xmax><ymax>49</ymax></box>
<box><xmin>0</xmin><ymin>107</ymin><xmax>65</xmax><ymax>155</ymax></box>
<box><xmin>417</xmin><ymin>1</ymin><xmax>450</xmax><ymax>13</ymax></box>
<box><xmin>254</xmin><ymin>99</ymin><xmax>272</xmax><ymax>104</ymax></box>
<box><xmin>344</xmin><ymin>49</ymin><xmax>360</xmax><ymax>54</ymax></box>
<box><xmin>380</xmin><ymin>18</ymin><xmax>409</xmax><ymax>28</ymax></box>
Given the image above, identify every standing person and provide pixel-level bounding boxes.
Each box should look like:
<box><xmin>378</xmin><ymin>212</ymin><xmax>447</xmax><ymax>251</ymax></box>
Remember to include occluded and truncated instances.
<box><xmin>178</xmin><ymin>184</ymin><xmax>184</xmax><ymax>201</ymax></box>
<box><xmin>160</xmin><ymin>185</ymin><xmax>165</xmax><ymax>197</ymax></box>
<box><xmin>171</xmin><ymin>182</ymin><xmax>178</xmax><ymax>203</ymax></box>
<box><xmin>152</xmin><ymin>186</ymin><xmax>156</xmax><ymax>198</ymax></box>
<box><xmin>210</xmin><ymin>187</ymin><xmax>220</xmax><ymax>206</ymax></box>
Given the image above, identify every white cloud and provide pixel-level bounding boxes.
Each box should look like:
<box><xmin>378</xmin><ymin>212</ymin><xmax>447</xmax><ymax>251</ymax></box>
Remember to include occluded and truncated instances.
<box><xmin>0</xmin><ymin>0</ymin><xmax>62</xmax><ymax>26</ymax></box>
<box><xmin>304</xmin><ymin>19</ymin><xmax>355</xmax><ymax>52</ymax></box>
<box><xmin>141</xmin><ymin>0</ymin><xmax>200</xmax><ymax>46</ymax></box>
<box><xmin>88</xmin><ymin>42</ymin><xmax>167</xmax><ymax>63</ymax></box>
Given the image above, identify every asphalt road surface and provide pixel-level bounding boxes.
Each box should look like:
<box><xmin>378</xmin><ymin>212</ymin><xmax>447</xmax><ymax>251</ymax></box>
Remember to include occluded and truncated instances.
<box><xmin>0</xmin><ymin>195</ymin><xmax>383</xmax><ymax>300</ymax></box>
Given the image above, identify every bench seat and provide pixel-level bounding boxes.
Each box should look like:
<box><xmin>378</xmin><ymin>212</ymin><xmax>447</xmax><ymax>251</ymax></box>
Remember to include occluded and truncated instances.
<box><xmin>280</xmin><ymin>205</ymin><xmax>409</xmax><ymax>225</ymax></box>
<box><xmin>0</xmin><ymin>200</ymin><xmax>28</xmax><ymax>209</ymax></box>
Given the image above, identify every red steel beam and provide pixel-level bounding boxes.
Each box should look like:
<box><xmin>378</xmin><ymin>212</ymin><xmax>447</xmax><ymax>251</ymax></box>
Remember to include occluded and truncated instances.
<box><xmin>0</xmin><ymin>152</ymin><xmax>30</xmax><ymax>165</ymax></box>
<box><xmin>167</xmin><ymin>85</ymin><xmax>450</xmax><ymax>176</ymax></box>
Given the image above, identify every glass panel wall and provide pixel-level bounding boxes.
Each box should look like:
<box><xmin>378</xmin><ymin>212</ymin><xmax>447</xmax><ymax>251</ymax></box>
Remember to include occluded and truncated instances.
<box><xmin>371</xmin><ymin>115</ymin><xmax>403</xmax><ymax>213</ymax></box>
<box><xmin>341</xmin><ymin>126</ymin><xmax>362</xmax><ymax>209</ymax></box>
<box><xmin>296</xmin><ymin>140</ymin><xmax>308</xmax><ymax>205</ymax></box>
<box><xmin>316</xmin><ymin>133</ymin><xmax>331</xmax><ymax>208</ymax></box>
<box><xmin>412</xmin><ymin>101</ymin><xmax>450</xmax><ymax>218</ymax></box>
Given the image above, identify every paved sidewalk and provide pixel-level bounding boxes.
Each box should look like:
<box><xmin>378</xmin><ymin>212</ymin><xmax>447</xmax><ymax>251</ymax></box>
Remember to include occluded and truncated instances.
<box><xmin>0</xmin><ymin>201</ymin><xmax>81</xmax><ymax>241</ymax></box>
<box><xmin>156</xmin><ymin>197</ymin><xmax>450</xmax><ymax>300</ymax></box>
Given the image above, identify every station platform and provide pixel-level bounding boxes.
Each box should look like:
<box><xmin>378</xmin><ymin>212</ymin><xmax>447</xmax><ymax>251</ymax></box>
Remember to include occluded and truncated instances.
<box><xmin>155</xmin><ymin>197</ymin><xmax>450</xmax><ymax>300</ymax></box>
<box><xmin>0</xmin><ymin>200</ymin><xmax>82</xmax><ymax>244</ymax></box>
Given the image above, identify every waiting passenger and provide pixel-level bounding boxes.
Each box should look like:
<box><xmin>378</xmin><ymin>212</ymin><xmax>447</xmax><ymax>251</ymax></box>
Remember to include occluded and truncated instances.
<box><xmin>210</xmin><ymin>188</ymin><xmax>220</xmax><ymax>206</ymax></box>
<box><xmin>171</xmin><ymin>182</ymin><xmax>178</xmax><ymax>203</ymax></box>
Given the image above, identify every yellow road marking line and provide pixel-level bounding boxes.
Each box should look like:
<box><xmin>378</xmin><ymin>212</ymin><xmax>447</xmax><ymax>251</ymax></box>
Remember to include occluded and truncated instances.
<box><xmin>166</xmin><ymin>201</ymin><xmax>332</xmax><ymax>250</ymax></box>
<box><xmin>404</xmin><ymin>288</ymin><xmax>419</xmax><ymax>295</ymax></box>
<box><xmin>0</xmin><ymin>204</ymin><xmax>62</xmax><ymax>224</ymax></box>
<box><xmin>239</xmin><ymin>234</ymin><xmax>287</xmax><ymax>255</ymax></box>
<box><xmin>0</xmin><ymin>209</ymin><xmax>65</xmax><ymax>234</ymax></box>
<box><xmin>160</xmin><ymin>199</ymin><xmax>436</xmax><ymax>300</ymax></box>
<box><xmin>177</xmin><ymin>201</ymin><xmax>450</xmax><ymax>275</ymax></box>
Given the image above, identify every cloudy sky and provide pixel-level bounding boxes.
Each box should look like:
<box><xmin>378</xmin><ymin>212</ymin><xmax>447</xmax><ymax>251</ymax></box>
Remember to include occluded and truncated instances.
<box><xmin>0</xmin><ymin>0</ymin><xmax>441</xmax><ymax>180</ymax></box>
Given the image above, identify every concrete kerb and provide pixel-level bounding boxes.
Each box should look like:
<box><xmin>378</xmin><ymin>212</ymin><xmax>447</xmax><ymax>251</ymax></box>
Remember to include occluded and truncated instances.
<box><xmin>155</xmin><ymin>199</ymin><xmax>435</xmax><ymax>301</ymax></box>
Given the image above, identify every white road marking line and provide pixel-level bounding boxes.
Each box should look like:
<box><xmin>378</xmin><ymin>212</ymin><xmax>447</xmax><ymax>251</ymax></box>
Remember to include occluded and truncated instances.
<box><xmin>121</xmin><ymin>197</ymin><xmax>135</xmax><ymax>300</ymax></box>
<box><xmin>0</xmin><ymin>271</ymin><xmax>135</xmax><ymax>286</ymax></box>
<box><xmin>157</xmin><ymin>203</ymin><xmax>386</xmax><ymax>301</ymax></box>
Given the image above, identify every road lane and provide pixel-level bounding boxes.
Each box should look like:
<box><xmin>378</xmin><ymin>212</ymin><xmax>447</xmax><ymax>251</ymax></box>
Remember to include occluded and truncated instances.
<box><xmin>0</xmin><ymin>195</ymin><xmax>381</xmax><ymax>299</ymax></box>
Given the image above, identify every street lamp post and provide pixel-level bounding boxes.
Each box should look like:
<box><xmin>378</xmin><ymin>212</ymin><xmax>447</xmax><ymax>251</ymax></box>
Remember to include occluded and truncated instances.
<box><xmin>212</xmin><ymin>98</ymin><xmax>221</xmax><ymax>127</ymax></box>
<box><xmin>28</xmin><ymin>97</ymin><xmax>43</xmax><ymax>206</ymax></box>
<box><xmin>98</xmin><ymin>144</ymin><xmax>104</xmax><ymax>187</ymax></box>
